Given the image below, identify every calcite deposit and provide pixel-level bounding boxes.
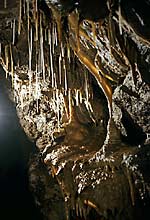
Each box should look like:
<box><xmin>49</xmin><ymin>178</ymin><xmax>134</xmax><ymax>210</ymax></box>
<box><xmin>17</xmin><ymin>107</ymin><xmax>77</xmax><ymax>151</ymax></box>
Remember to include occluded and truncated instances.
<box><xmin>0</xmin><ymin>0</ymin><xmax>150</xmax><ymax>219</ymax></box>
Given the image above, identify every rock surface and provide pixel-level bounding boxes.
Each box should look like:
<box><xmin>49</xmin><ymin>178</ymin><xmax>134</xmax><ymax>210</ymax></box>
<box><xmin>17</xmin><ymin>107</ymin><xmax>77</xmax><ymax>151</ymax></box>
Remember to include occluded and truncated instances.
<box><xmin>0</xmin><ymin>0</ymin><xmax>150</xmax><ymax>219</ymax></box>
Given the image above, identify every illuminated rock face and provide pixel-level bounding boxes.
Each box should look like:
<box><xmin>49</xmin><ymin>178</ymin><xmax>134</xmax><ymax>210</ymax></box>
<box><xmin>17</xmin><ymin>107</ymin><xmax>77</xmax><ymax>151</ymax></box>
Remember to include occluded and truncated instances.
<box><xmin>0</xmin><ymin>0</ymin><xmax>150</xmax><ymax>219</ymax></box>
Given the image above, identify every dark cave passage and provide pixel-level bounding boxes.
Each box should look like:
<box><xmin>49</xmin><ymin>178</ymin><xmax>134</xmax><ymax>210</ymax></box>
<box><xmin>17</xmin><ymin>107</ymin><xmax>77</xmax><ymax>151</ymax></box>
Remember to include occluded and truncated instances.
<box><xmin>0</xmin><ymin>66</ymin><xmax>43</xmax><ymax>220</ymax></box>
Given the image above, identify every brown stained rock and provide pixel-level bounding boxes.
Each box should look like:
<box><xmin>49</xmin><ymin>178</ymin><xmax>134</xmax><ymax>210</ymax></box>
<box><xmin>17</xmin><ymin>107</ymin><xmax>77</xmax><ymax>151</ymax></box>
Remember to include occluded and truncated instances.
<box><xmin>0</xmin><ymin>0</ymin><xmax>150</xmax><ymax>220</ymax></box>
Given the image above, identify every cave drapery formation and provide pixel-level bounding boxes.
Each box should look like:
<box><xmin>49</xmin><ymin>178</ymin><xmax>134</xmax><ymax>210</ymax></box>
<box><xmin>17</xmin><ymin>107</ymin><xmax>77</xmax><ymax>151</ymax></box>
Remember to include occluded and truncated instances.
<box><xmin>0</xmin><ymin>0</ymin><xmax>150</xmax><ymax>219</ymax></box>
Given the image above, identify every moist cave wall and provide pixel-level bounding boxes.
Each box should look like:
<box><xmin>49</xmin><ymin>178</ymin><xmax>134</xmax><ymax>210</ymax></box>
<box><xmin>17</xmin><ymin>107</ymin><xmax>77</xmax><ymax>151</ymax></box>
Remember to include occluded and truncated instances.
<box><xmin>0</xmin><ymin>0</ymin><xmax>150</xmax><ymax>220</ymax></box>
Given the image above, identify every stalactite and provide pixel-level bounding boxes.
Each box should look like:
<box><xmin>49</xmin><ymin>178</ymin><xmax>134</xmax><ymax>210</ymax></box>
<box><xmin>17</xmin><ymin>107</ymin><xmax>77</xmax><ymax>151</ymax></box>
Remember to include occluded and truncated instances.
<box><xmin>33</xmin><ymin>0</ymin><xmax>37</xmax><ymax>20</ymax></box>
<box><xmin>54</xmin><ymin>24</ymin><xmax>58</xmax><ymax>47</ymax></box>
<box><xmin>52</xmin><ymin>23</ymin><xmax>55</xmax><ymax>54</ymax></box>
<box><xmin>118</xmin><ymin>1</ymin><xmax>123</xmax><ymax>35</ymax></box>
<box><xmin>27</xmin><ymin>0</ymin><xmax>30</xmax><ymax>42</ymax></box>
<box><xmin>59</xmin><ymin>53</ymin><xmax>62</xmax><ymax>85</ymax></box>
<box><xmin>67</xmin><ymin>42</ymin><xmax>71</xmax><ymax>63</ymax></box>
<box><xmin>84</xmin><ymin>71</ymin><xmax>89</xmax><ymax>103</ymax></box>
<box><xmin>44</xmin><ymin>29</ymin><xmax>47</xmax><ymax>42</ymax></box>
<box><xmin>4</xmin><ymin>0</ymin><xmax>7</xmax><ymax>9</ymax></box>
<box><xmin>28</xmin><ymin>27</ymin><xmax>33</xmax><ymax>71</ymax></box>
<box><xmin>54</xmin><ymin>72</ymin><xmax>57</xmax><ymax>89</ymax></box>
<box><xmin>75</xmin><ymin>89</ymin><xmax>79</xmax><ymax>106</ymax></box>
<box><xmin>4</xmin><ymin>45</ymin><xmax>9</xmax><ymax>78</ymax></box>
<box><xmin>71</xmin><ymin>41</ymin><xmax>112</xmax><ymax>115</ymax></box>
<box><xmin>35</xmin><ymin>67</ymin><xmax>40</xmax><ymax>113</ymax></box>
<box><xmin>48</xmin><ymin>28</ymin><xmax>54</xmax><ymax>87</ymax></box>
<box><xmin>56</xmin><ymin>89</ymin><xmax>60</xmax><ymax>131</ymax></box>
<box><xmin>47</xmin><ymin>3</ymin><xmax>62</xmax><ymax>43</ymax></box>
<box><xmin>23</xmin><ymin>0</ymin><xmax>26</xmax><ymax>15</ymax></box>
<box><xmin>64</xmin><ymin>59</ymin><xmax>68</xmax><ymax>95</ymax></box>
<box><xmin>35</xmin><ymin>11</ymin><xmax>39</xmax><ymax>41</ymax></box>
<box><xmin>68</xmin><ymin>89</ymin><xmax>73</xmax><ymax>123</ymax></box>
<box><xmin>18</xmin><ymin>0</ymin><xmax>22</xmax><ymax>35</ymax></box>
<box><xmin>84</xmin><ymin>71</ymin><xmax>95</xmax><ymax>122</ymax></box>
<box><xmin>10</xmin><ymin>44</ymin><xmax>14</xmax><ymax>86</ymax></box>
<box><xmin>12</xmin><ymin>19</ymin><xmax>16</xmax><ymax>45</ymax></box>
<box><xmin>79</xmin><ymin>90</ymin><xmax>83</xmax><ymax>104</ymax></box>
<box><xmin>84</xmin><ymin>200</ymin><xmax>97</xmax><ymax>210</ymax></box>
<box><xmin>40</xmin><ymin>13</ymin><xmax>45</xmax><ymax>82</ymax></box>
<box><xmin>126</xmin><ymin>168</ymin><xmax>135</xmax><ymax>206</ymax></box>
<box><xmin>1</xmin><ymin>2</ymin><xmax>149</xmax><ymax>220</ymax></box>
<box><xmin>28</xmin><ymin>70</ymin><xmax>32</xmax><ymax>100</ymax></box>
<box><xmin>61</xmin><ymin>43</ymin><xmax>64</xmax><ymax>58</ymax></box>
<box><xmin>28</xmin><ymin>25</ymin><xmax>33</xmax><ymax>101</ymax></box>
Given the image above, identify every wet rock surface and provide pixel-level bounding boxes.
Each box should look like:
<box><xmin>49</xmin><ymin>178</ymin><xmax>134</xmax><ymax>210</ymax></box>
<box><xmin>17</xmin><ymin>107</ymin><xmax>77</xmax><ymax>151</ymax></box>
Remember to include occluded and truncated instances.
<box><xmin>0</xmin><ymin>0</ymin><xmax>150</xmax><ymax>219</ymax></box>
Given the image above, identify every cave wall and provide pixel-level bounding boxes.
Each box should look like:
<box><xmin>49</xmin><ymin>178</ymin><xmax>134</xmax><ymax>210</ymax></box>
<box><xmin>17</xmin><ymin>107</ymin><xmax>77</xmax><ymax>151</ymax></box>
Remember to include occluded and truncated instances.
<box><xmin>0</xmin><ymin>0</ymin><xmax>150</xmax><ymax>219</ymax></box>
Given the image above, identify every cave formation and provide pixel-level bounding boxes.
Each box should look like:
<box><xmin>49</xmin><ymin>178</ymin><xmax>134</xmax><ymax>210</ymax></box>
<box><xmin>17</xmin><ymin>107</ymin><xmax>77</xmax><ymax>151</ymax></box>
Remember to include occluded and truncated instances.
<box><xmin>0</xmin><ymin>0</ymin><xmax>150</xmax><ymax>220</ymax></box>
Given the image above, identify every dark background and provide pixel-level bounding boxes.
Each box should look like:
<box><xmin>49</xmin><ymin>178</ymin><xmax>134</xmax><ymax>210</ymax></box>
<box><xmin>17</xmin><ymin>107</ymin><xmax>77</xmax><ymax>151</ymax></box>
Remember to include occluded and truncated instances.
<box><xmin>0</xmin><ymin>66</ymin><xmax>43</xmax><ymax>220</ymax></box>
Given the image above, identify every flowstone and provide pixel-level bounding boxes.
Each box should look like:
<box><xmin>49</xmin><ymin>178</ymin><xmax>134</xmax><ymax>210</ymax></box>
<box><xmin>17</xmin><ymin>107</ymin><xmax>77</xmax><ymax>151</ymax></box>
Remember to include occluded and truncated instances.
<box><xmin>0</xmin><ymin>0</ymin><xmax>150</xmax><ymax>219</ymax></box>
